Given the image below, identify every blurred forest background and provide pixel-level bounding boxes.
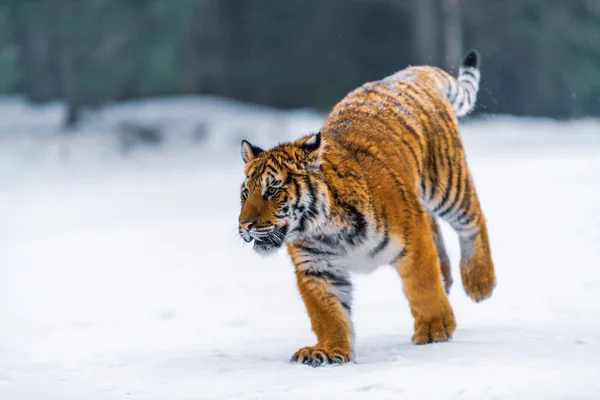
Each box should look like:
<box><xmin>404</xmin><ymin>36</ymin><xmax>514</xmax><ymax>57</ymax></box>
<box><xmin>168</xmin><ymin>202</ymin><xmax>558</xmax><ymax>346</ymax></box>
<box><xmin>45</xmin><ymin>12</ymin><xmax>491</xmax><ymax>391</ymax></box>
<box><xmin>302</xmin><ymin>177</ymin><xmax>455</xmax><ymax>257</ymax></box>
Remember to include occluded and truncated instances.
<box><xmin>0</xmin><ymin>0</ymin><xmax>599</xmax><ymax>128</ymax></box>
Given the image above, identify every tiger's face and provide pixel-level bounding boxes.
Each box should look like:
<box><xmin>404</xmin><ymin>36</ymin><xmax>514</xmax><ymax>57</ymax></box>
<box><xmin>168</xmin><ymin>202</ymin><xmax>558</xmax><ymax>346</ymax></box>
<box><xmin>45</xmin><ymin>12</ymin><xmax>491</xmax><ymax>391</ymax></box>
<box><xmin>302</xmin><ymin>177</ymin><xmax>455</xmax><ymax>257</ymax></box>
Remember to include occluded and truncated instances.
<box><xmin>238</xmin><ymin>133</ymin><xmax>323</xmax><ymax>255</ymax></box>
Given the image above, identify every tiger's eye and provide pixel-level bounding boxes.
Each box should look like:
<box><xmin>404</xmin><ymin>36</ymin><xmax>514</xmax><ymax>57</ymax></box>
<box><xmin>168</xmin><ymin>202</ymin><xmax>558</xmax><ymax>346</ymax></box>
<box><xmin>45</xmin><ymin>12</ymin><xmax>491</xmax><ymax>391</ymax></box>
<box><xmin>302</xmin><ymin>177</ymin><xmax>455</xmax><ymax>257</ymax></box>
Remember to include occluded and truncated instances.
<box><xmin>241</xmin><ymin>189</ymin><xmax>248</xmax><ymax>199</ymax></box>
<box><xmin>267</xmin><ymin>187</ymin><xmax>278</xmax><ymax>196</ymax></box>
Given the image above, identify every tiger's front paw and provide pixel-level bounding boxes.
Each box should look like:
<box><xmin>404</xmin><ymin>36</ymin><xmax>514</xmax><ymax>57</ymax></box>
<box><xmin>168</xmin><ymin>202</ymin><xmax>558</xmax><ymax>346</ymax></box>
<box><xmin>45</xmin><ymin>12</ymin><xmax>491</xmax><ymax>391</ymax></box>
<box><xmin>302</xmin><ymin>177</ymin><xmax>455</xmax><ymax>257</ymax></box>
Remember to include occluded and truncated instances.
<box><xmin>290</xmin><ymin>345</ymin><xmax>352</xmax><ymax>367</ymax></box>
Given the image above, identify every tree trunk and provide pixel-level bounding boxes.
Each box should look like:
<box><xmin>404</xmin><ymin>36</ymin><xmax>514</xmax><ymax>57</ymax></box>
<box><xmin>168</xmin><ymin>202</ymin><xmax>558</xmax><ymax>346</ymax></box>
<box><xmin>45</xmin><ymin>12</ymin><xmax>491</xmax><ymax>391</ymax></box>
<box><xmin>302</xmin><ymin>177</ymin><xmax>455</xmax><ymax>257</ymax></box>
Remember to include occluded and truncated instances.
<box><xmin>441</xmin><ymin>0</ymin><xmax>463</xmax><ymax>72</ymax></box>
<box><xmin>59</xmin><ymin>34</ymin><xmax>81</xmax><ymax>129</ymax></box>
<box><xmin>64</xmin><ymin>101</ymin><xmax>81</xmax><ymax>130</ymax></box>
<box><xmin>413</xmin><ymin>0</ymin><xmax>440</xmax><ymax>65</ymax></box>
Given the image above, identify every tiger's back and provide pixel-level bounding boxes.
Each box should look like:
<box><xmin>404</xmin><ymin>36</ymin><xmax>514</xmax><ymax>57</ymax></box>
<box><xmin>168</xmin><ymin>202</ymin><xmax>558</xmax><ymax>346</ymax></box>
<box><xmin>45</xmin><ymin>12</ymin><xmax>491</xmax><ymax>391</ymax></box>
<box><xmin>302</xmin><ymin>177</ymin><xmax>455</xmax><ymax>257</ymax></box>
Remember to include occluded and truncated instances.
<box><xmin>322</xmin><ymin>62</ymin><xmax>479</xmax><ymax>225</ymax></box>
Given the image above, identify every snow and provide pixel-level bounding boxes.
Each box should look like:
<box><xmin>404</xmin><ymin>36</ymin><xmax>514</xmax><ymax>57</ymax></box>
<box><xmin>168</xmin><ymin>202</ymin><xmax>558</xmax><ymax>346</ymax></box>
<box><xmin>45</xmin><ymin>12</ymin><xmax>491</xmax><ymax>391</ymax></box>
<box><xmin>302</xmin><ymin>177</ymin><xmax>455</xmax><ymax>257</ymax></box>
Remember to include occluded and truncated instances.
<box><xmin>1</xmin><ymin>96</ymin><xmax>600</xmax><ymax>399</ymax></box>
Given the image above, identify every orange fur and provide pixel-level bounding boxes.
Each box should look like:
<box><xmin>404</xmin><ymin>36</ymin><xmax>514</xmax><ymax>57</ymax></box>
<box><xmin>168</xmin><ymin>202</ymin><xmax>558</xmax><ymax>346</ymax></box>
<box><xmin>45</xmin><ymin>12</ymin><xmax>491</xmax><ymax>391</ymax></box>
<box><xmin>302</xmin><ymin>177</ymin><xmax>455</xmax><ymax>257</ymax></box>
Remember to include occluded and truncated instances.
<box><xmin>288</xmin><ymin>244</ymin><xmax>353</xmax><ymax>364</ymax></box>
<box><xmin>238</xmin><ymin>50</ymin><xmax>495</xmax><ymax>366</ymax></box>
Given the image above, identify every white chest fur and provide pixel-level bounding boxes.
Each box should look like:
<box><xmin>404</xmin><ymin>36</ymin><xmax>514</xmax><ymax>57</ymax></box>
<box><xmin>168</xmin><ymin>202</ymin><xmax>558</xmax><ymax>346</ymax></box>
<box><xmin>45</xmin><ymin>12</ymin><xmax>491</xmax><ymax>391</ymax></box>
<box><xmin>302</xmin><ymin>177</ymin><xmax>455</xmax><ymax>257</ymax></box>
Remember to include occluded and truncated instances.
<box><xmin>327</xmin><ymin>234</ymin><xmax>404</xmax><ymax>274</ymax></box>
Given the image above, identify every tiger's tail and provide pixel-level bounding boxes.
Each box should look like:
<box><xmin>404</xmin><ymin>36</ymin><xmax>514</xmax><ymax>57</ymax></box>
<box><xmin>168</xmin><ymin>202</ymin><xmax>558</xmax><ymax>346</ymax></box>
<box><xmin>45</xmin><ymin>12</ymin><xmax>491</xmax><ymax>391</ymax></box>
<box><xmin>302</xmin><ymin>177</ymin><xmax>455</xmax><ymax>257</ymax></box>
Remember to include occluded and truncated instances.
<box><xmin>441</xmin><ymin>49</ymin><xmax>481</xmax><ymax>117</ymax></box>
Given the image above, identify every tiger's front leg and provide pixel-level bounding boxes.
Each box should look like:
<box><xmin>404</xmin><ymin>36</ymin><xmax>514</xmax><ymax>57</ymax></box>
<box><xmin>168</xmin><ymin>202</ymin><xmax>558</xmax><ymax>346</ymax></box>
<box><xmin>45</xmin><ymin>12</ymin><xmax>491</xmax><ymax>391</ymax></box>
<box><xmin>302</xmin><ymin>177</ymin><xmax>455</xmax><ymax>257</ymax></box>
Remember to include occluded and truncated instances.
<box><xmin>289</xmin><ymin>255</ymin><xmax>354</xmax><ymax>367</ymax></box>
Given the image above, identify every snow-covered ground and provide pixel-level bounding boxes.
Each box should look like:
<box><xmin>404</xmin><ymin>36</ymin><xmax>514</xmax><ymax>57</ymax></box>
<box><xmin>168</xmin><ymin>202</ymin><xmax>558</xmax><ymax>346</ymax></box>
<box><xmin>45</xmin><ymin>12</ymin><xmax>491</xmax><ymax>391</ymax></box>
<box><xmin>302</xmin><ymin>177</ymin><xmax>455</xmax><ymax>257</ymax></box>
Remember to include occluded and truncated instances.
<box><xmin>1</xmin><ymin>97</ymin><xmax>600</xmax><ymax>399</ymax></box>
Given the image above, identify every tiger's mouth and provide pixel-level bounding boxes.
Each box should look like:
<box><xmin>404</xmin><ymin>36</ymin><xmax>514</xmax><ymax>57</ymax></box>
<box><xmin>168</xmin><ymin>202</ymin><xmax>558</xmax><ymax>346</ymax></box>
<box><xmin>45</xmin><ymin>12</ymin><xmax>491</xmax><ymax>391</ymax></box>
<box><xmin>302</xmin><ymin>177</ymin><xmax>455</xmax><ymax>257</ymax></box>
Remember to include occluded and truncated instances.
<box><xmin>251</xmin><ymin>225</ymin><xmax>288</xmax><ymax>255</ymax></box>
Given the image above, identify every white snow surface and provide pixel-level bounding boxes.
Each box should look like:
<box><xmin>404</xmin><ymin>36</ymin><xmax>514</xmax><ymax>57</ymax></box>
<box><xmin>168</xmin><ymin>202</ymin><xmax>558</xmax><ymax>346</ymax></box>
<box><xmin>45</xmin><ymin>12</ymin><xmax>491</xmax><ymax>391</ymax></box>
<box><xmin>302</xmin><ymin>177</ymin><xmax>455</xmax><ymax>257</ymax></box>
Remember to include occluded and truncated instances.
<box><xmin>1</xmin><ymin>96</ymin><xmax>600</xmax><ymax>399</ymax></box>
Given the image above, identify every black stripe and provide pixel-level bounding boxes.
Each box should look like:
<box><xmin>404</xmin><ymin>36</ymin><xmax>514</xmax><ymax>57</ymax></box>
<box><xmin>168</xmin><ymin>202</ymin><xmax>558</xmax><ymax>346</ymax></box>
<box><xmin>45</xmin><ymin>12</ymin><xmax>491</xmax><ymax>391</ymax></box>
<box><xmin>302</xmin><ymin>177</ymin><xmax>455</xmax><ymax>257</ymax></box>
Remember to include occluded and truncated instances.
<box><xmin>370</xmin><ymin>229</ymin><xmax>390</xmax><ymax>257</ymax></box>
<box><xmin>345</xmin><ymin>204</ymin><xmax>368</xmax><ymax>246</ymax></box>
<box><xmin>428</xmin><ymin>148</ymin><xmax>439</xmax><ymax>201</ymax></box>
<box><xmin>298</xmin><ymin>176</ymin><xmax>318</xmax><ymax>231</ymax></box>
<box><xmin>439</xmin><ymin>163</ymin><xmax>463</xmax><ymax>218</ymax></box>
<box><xmin>301</xmin><ymin>269</ymin><xmax>353</xmax><ymax>315</ymax></box>
<box><xmin>295</xmin><ymin>244</ymin><xmax>338</xmax><ymax>257</ymax></box>
<box><xmin>303</xmin><ymin>269</ymin><xmax>351</xmax><ymax>288</ymax></box>
<box><xmin>420</xmin><ymin>178</ymin><xmax>427</xmax><ymax>199</ymax></box>
<box><xmin>453</xmin><ymin>178</ymin><xmax>472</xmax><ymax>222</ymax></box>
<box><xmin>463</xmin><ymin>90</ymin><xmax>472</xmax><ymax>108</ymax></box>
<box><xmin>265</xmin><ymin>164</ymin><xmax>279</xmax><ymax>176</ymax></box>
<box><xmin>314</xmin><ymin>234</ymin><xmax>338</xmax><ymax>247</ymax></box>
<box><xmin>268</xmin><ymin>157</ymin><xmax>285</xmax><ymax>172</ymax></box>
<box><xmin>457</xmin><ymin>212</ymin><xmax>477</xmax><ymax>227</ymax></box>
<box><xmin>460</xmin><ymin>69</ymin><xmax>478</xmax><ymax>79</ymax></box>
<box><xmin>293</xmin><ymin>179</ymin><xmax>302</xmax><ymax>209</ymax></box>
<box><xmin>305</xmin><ymin>176</ymin><xmax>317</xmax><ymax>212</ymax></box>
<box><xmin>340</xmin><ymin>301</ymin><xmax>352</xmax><ymax>314</ymax></box>
<box><xmin>459</xmin><ymin>77</ymin><xmax>478</xmax><ymax>90</ymax></box>
<box><xmin>432</xmin><ymin>158</ymin><xmax>453</xmax><ymax>213</ymax></box>
<box><xmin>391</xmin><ymin>248</ymin><xmax>407</xmax><ymax>265</ymax></box>
<box><xmin>432</xmin><ymin>131</ymin><xmax>456</xmax><ymax>213</ymax></box>
<box><xmin>320</xmin><ymin>199</ymin><xmax>328</xmax><ymax>217</ymax></box>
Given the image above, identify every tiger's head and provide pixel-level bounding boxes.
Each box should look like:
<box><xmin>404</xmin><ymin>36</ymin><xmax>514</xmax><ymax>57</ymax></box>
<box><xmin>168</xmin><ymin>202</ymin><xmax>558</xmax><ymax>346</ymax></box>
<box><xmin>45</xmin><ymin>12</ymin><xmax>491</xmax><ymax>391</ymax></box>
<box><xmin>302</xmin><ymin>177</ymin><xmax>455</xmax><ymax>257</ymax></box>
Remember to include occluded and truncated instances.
<box><xmin>238</xmin><ymin>132</ymin><xmax>325</xmax><ymax>255</ymax></box>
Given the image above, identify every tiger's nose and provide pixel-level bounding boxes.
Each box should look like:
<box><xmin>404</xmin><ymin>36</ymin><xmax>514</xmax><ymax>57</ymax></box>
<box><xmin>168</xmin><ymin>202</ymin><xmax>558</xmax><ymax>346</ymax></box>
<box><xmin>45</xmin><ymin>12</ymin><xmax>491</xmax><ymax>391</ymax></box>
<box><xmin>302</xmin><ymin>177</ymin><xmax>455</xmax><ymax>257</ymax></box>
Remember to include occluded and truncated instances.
<box><xmin>239</xmin><ymin>219</ymin><xmax>257</xmax><ymax>232</ymax></box>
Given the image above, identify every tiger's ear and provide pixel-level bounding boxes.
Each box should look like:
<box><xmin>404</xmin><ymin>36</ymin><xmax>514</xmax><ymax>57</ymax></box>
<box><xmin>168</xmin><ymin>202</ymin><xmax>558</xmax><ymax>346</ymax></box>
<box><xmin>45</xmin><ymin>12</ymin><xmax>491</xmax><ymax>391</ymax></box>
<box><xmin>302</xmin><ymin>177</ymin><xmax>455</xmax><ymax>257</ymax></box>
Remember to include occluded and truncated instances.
<box><xmin>299</xmin><ymin>132</ymin><xmax>321</xmax><ymax>153</ymax></box>
<box><xmin>299</xmin><ymin>132</ymin><xmax>323</xmax><ymax>172</ymax></box>
<box><xmin>241</xmin><ymin>140</ymin><xmax>264</xmax><ymax>163</ymax></box>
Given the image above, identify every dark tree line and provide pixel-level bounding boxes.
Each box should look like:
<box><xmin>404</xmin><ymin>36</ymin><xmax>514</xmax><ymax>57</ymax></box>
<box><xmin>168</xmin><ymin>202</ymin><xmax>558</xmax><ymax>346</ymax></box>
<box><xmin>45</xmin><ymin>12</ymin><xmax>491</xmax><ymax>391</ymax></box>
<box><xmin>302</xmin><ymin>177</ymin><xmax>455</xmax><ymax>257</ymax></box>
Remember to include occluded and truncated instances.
<box><xmin>0</xmin><ymin>0</ymin><xmax>599</xmax><ymax>127</ymax></box>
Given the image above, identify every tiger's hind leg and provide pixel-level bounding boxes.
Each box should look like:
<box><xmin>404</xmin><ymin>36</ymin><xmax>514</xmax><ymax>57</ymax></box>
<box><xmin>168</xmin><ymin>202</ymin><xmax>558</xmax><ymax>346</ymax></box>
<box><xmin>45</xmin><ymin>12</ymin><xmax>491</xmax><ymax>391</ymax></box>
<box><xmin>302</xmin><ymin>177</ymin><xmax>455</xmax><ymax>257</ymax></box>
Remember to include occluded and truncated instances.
<box><xmin>440</xmin><ymin>171</ymin><xmax>496</xmax><ymax>302</ymax></box>
<box><xmin>429</xmin><ymin>213</ymin><xmax>453</xmax><ymax>294</ymax></box>
<box><xmin>394</xmin><ymin>212</ymin><xmax>456</xmax><ymax>344</ymax></box>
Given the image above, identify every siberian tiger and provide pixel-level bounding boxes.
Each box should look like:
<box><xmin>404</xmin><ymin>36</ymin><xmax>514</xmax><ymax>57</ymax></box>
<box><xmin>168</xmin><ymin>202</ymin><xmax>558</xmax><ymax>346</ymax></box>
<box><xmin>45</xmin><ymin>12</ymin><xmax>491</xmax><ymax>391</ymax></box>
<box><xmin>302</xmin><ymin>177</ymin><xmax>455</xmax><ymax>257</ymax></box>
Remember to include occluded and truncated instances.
<box><xmin>238</xmin><ymin>50</ymin><xmax>496</xmax><ymax>367</ymax></box>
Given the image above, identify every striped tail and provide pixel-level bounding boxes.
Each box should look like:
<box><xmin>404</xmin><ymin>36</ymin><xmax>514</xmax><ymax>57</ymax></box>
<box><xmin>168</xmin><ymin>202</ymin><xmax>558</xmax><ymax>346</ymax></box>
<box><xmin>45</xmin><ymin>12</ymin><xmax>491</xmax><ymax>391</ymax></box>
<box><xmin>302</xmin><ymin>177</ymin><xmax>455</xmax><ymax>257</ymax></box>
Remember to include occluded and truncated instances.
<box><xmin>445</xmin><ymin>49</ymin><xmax>481</xmax><ymax>117</ymax></box>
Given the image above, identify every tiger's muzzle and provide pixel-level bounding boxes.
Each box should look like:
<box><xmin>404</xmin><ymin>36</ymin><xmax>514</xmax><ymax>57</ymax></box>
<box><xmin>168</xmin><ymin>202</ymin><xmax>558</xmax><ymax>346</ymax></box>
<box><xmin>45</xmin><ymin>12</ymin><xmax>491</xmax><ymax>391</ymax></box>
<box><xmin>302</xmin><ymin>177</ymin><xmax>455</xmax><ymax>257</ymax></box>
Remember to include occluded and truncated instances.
<box><xmin>239</xmin><ymin>223</ymin><xmax>288</xmax><ymax>255</ymax></box>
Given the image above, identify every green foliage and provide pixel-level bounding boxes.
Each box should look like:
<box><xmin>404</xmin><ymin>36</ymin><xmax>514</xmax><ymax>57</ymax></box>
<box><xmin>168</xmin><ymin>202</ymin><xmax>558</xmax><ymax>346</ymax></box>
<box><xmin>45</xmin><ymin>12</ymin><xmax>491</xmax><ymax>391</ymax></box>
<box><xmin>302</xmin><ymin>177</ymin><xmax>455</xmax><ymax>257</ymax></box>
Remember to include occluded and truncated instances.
<box><xmin>0</xmin><ymin>0</ymin><xmax>599</xmax><ymax>125</ymax></box>
<box><xmin>463</xmin><ymin>0</ymin><xmax>600</xmax><ymax>117</ymax></box>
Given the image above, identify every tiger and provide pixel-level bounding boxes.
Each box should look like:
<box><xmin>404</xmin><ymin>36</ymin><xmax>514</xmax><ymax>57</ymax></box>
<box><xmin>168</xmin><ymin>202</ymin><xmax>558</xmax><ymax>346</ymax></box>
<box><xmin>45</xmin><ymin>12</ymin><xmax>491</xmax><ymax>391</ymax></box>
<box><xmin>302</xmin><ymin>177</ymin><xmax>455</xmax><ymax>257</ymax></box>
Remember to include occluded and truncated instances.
<box><xmin>237</xmin><ymin>49</ymin><xmax>496</xmax><ymax>367</ymax></box>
